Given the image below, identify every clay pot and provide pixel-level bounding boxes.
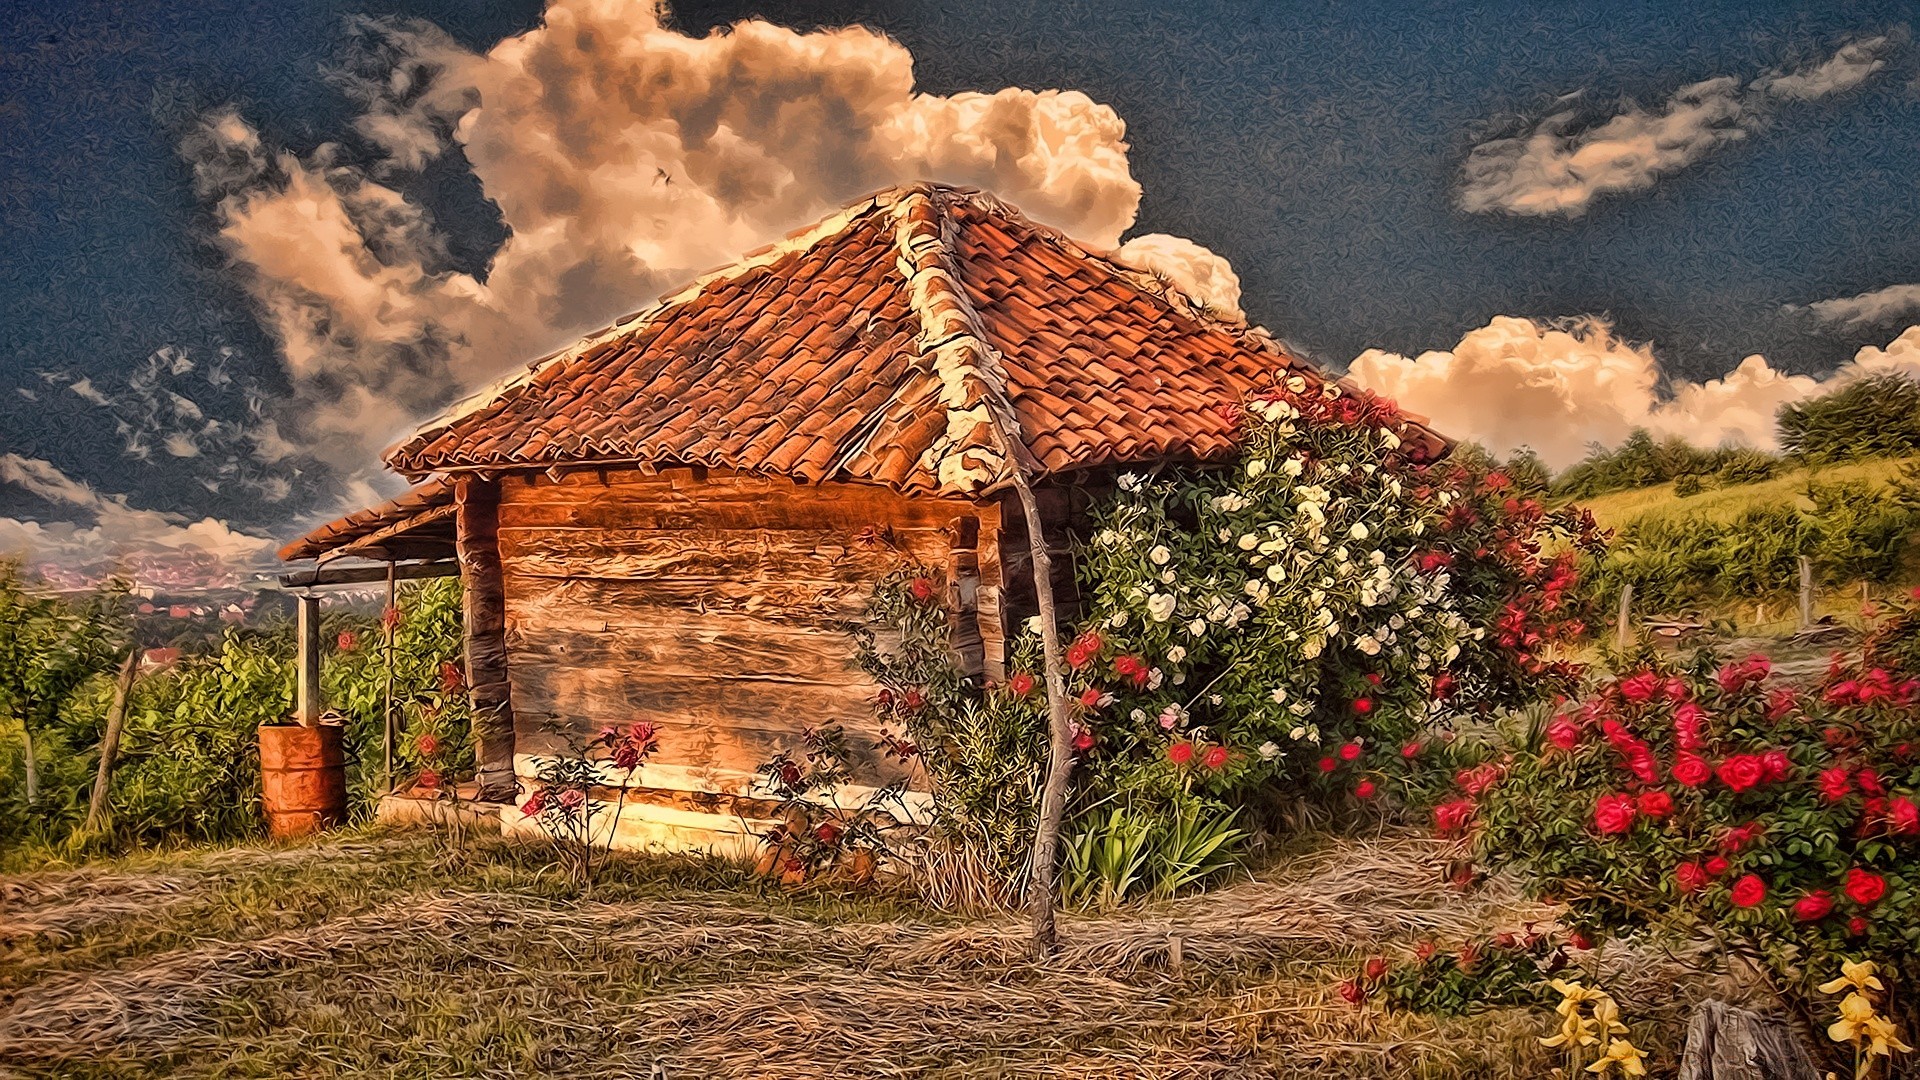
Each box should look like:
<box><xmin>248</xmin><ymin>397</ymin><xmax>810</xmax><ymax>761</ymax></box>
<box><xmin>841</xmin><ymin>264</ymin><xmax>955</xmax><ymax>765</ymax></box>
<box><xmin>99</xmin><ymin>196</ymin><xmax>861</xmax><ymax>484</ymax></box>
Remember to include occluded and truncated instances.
<box><xmin>259</xmin><ymin>721</ymin><xmax>347</xmax><ymax>837</ymax></box>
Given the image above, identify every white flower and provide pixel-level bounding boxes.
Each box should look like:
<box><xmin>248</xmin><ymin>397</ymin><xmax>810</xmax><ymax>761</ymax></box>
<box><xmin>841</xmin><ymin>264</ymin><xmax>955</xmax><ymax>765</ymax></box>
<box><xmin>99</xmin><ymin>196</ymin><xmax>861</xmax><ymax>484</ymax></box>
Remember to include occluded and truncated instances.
<box><xmin>1285</xmin><ymin>375</ymin><xmax>1308</xmax><ymax>393</ymax></box>
<box><xmin>1267</xmin><ymin>563</ymin><xmax>1286</xmax><ymax>582</ymax></box>
<box><xmin>1269</xmin><ymin>687</ymin><xmax>1288</xmax><ymax>704</ymax></box>
<box><xmin>1348</xmin><ymin>523</ymin><xmax>1369</xmax><ymax>540</ymax></box>
<box><xmin>1217</xmin><ymin>527</ymin><xmax>1233</xmax><ymax>542</ymax></box>
<box><xmin>1282</xmin><ymin>456</ymin><xmax>1305</xmax><ymax>478</ymax></box>
<box><xmin>1130</xmin><ymin>708</ymin><xmax>1148</xmax><ymax>724</ymax></box>
<box><xmin>1209</xmin><ymin>693</ymin><xmax>1223</xmax><ymax>706</ymax></box>
<box><xmin>1147</xmin><ymin>668</ymin><xmax>1165</xmax><ymax>690</ymax></box>
<box><xmin>1258</xmin><ymin>741</ymin><xmax>1282</xmax><ymax>761</ymax></box>
<box><xmin>1355</xmin><ymin>634</ymin><xmax>1382</xmax><ymax>655</ymax></box>
<box><xmin>1211</xmin><ymin>493</ymin><xmax>1250</xmax><ymax>513</ymax></box>
<box><xmin>1149</xmin><ymin>545</ymin><xmax>1172</xmax><ymax>566</ymax></box>
<box><xmin>1246</xmin><ymin>458</ymin><xmax>1268</xmax><ymax>478</ymax></box>
<box><xmin>1166</xmin><ymin>645</ymin><xmax>1187</xmax><ymax>663</ymax></box>
<box><xmin>1237</xmin><ymin>533</ymin><xmax>1258</xmax><ymax>550</ymax></box>
<box><xmin>1173</xmin><ymin>671</ymin><xmax>1188</xmax><ymax>685</ymax></box>
<box><xmin>1024</xmin><ymin>616</ymin><xmax>1043</xmax><ymax>635</ymax></box>
<box><xmin>1146</xmin><ymin>593</ymin><xmax>1176</xmax><ymax>622</ymax></box>
<box><xmin>1290</xmin><ymin>701</ymin><xmax>1313</xmax><ymax>718</ymax></box>
<box><xmin>1107</xmin><ymin>611</ymin><xmax>1128</xmax><ymax>628</ymax></box>
<box><xmin>1244</xmin><ymin>580</ymin><xmax>1271</xmax><ymax>604</ymax></box>
<box><xmin>1118</xmin><ymin>472</ymin><xmax>1144</xmax><ymax>492</ymax></box>
<box><xmin>1187</xmin><ymin>618</ymin><xmax>1208</xmax><ymax>637</ymax></box>
<box><xmin>1289</xmin><ymin>726</ymin><xmax>1308</xmax><ymax>741</ymax></box>
<box><xmin>1301</xmin><ymin>637</ymin><xmax>1324</xmax><ymax>659</ymax></box>
<box><xmin>1159</xmin><ymin>569</ymin><xmax>1177</xmax><ymax>584</ymax></box>
<box><xmin>1381</xmin><ymin>428</ymin><xmax>1401</xmax><ymax>450</ymax></box>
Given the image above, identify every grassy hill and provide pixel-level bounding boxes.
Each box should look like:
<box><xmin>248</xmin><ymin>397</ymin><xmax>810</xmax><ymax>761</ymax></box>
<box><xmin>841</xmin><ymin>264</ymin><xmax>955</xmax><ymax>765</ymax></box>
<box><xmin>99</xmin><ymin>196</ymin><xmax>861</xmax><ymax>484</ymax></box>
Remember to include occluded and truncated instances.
<box><xmin>1572</xmin><ymin>455</ymin><xmax>1919</xmax><ymax>531</ymax></box>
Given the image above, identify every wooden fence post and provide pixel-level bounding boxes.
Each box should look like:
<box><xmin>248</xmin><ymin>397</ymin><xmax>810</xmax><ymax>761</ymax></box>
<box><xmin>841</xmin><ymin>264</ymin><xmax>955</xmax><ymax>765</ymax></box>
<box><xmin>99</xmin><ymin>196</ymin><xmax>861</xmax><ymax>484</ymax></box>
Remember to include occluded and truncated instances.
<box><xmin>83</xmin><ymin>650</ymin><xmax>141</xmax><ymax>834</ymax></box>
<box><xmin>1615</xmin><ymin>583</ymin><xmax>1634</xmax><ymax>653</ymax></box>
<box><xmin>1797</xmin><ymin>556</ymin><xmax>1814</xmax><ymax>630</ymax></box>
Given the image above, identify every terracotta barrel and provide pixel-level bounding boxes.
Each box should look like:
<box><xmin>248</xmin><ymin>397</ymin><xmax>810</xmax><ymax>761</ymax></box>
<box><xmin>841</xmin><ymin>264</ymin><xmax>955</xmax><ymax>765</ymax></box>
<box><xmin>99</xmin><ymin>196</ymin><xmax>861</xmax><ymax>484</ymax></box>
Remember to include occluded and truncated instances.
<box><xmin>258</xmin><ymin>722</ymin><xmax>347</xmax><ymax>837</ymax></box>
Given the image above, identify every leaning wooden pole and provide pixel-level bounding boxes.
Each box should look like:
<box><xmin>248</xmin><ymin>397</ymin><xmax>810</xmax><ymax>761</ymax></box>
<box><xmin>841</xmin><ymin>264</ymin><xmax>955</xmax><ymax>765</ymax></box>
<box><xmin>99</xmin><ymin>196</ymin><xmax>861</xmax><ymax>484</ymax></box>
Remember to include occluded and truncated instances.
<box><xmin>1010</xmin><ymin>470</ymin><xmax>1077</xmax><ymax>958</ymax></box>
<box><xmin>83</xmin><ymin>649</ymin><xmax>141</xmax><ymax>835</ymax></box>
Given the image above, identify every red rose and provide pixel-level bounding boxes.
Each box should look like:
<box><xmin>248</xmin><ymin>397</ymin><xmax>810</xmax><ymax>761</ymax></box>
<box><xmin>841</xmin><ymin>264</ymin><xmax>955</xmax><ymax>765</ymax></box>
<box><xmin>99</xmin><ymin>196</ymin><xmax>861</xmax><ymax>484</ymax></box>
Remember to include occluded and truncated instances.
<box><xmin>381</xmin><ymin>605</ymin><xmax>402</xmax><ymax>631</ymax></box>
<box><xmin>1717</xmin><ymin>754</ymin><xmax>1766</xmax><ymax>793</ymax></box>
<box><xmin>1729</xmin><ymin>873</ymin><xmax>1767</xmax><ymax>908</ymax></box>
<box><xmin>1077</xmin><ymin>686</ymin><xmax>1104</xmax><ymax>708</ymax></box>
<box><xmin>1364</xmin><ymin>956</ymin><xmax>1389</xmax><ymax>981</ymax></box>
<box><xmin>1073</xmin><ymin>728</ymin><xmax>1096</xmax><ymax>751</ymax></box>
<box><xmin>439</xmin><ymin>661</ymin><xmax>465</xmax><ymax>694</ymax></box>
<box><xmin>1337</xmin><ymin>978</ymin><xmax>1366</xmax><ymax>1005</ymax></box>
<box><xmin>1339</xmin><ymin>741</ymin><xmax>1363</xmax><ymax>762</ymax></box>
<box><xmin>336</xmin><ymin>631</ymin><xmax>357</xmax><ymax>652</ymax></box>
<box><xmin>1672</xmin><ymin>753</ymin><xmax>1712</xmax><ymax>787</ymax></box>
<box><xmin>1065</xmin><ymin>632</ymin><xmax>1103</xmax><ymax>669</ymax></box>
<box><xmin>416</xmin><ymin>733</ymin><xmax>440</xmax><ymax>758</ymax></box>
<box><xmin>1568</xmin><ymin>931</ymin><xmax>1594</xmax><ymax>951</ymax></box>
<box><xmin>1759</xmin><ymin>749</ymin><xmax>1792</xmax><ymax>782</ymax></box>
<box><xmin>1352</xmin><ymin>697</ymin><xmax>1373</xmax><ymax>715</ymax></box>
<box><xmin>1007</xmin><ymin>672</ymin><xmax>1036</xmax><ymax>697</ymax></box>
<box><xmin>416</xmin><ymin>769</ymin><xmax>440</xmax><ymax>789</ymax></box>
<box><xmin>1546</xmin><ymin>719</ymin><xmax>1581</xmax><ymax>751</ymax></box>
<box><xmin>1889</xmin><ymin>796</ymin><xmax>1919</xmax><ymax>835</ymax></box>
<box><xmin>1857</xmin><ymin>769</ymin><xmax>1885</xmax><ymax>796</ymax></box>
<box><xmin>1637</xmin><ymin>790</ymin><xmax>1674</xmax><ymax>819</ymax></box>
<box><xmin>815</xmin><ymin>822</ymin><xmax>842</xmax><ymax>843</ymax></box>
<box><xmin>1818</xmin><ymin>766</ymin><xmax>1853</xmax><ymax>803</ymax></box>
<box><xmin>1318</xmin><ymin>755</ymin><xmax>1338</xmax><ymax>773</ymax></box>
<box><xmin>909</xmin><ymin>576</ymin><xmax>938</xmax><ymax>602</ymax></box>
<box><xmin>1844</xmin><ymin>867</ymin><xmax>1887</xmax><ymax>906</ymax></box>
<box><xmin>1354</xmin><ymin>779</ymin><xmax>1376</xmax><ymax>799</ymax></box>
<box><xmin>1401</xmin><ymin>740</ymin><xmax>1423</xmax><ymax>759</ymax></box>
<box><xmin>1792</xmin><ymin>890</ymin><xmax>1834</xmax><ymax>922</ymax></box>
<box><xmin>1414</xmin><ymin>941</ymin><xmax>1438</xmax><ymax>961</ymax></box>
<box><xmin>1433</xmin><ymin>799</ymin><xmax>1476</xmax><ymax>837</ymax></box>
<box><xmin>1431</xmin><ymin>672</ymin><xmax>1456</xmax><ymax>699</ymax></box>
<box><xmin>1168</xmin><ymin>742</ymin><xmax>1196</xmax><ymax>765</ymax></box>
<box><xmin>519</xmin><ymin>790</ymin><xmax>547</xmax><ymax>816</ymax></box>
<box><xmin>1202</xmin><ymin>745</ymin><xmax>1230</xmax><ymax>769</ymax></box>
<box><xmin>1674</xmin><ymin>861</ymin><xmax>1709</xmax><ymax>894</ymax></box>
<box><xmin>1618</xmin><ymin>672</ymin><xmax>1659</xmax><ymax>703</ymax></box>
<box><xmin>1593</xmin><ymin>793</ymin><xmax>1637</xmax><ymax>836</ymax></box>
<box><xmin>1705</xmin><ymin>855</ymin><xmax>1731</xmax><ymax>877</ymax></box>
<box><xmin>1849</xmin><ymin>915</ymin><xmax>1870</xmax><ymax>936</ymax></box>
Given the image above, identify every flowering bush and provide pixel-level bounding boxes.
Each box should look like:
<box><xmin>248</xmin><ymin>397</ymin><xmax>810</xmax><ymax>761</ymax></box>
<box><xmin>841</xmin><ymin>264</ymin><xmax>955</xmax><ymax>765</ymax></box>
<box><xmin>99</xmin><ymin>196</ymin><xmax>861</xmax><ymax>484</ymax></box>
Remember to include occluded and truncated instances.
<box><xmin>518</xmin><ymin>721</ymin><xmax>657</xmax><ymax>886</ymax></box>
<box><xmin>751</xmin><ymin>725</ymin><xmax>908</xmax><ymax>887</ymax></box>
<box><xmin>1042</xmin><ymin>378</ymin><xmax>1601</xmax><ymax>818</ymax></box>
<box><xmin>1467</xmin><ymin>630</ymin><xmax>1920</xmax><ymax>1047</ymax></box>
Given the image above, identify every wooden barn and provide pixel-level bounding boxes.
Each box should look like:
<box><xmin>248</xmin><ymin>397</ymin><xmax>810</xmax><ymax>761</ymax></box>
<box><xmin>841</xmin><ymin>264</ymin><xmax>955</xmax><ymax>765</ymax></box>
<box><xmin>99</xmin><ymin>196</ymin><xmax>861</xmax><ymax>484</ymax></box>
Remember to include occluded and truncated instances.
<box><xmin>280</xmin><ymin>183</ymin><xmax>1444</xmax><ymax>852</ymax></box>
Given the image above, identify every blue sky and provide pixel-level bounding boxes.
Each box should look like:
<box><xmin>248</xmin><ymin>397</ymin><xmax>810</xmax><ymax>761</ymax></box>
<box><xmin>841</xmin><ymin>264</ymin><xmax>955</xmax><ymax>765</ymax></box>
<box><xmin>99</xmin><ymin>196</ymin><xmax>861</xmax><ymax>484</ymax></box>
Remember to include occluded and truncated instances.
<box><xmin>2</xmin><ymin>0</ymin><xmax>1918</xmax><ymax>563</ymax></box>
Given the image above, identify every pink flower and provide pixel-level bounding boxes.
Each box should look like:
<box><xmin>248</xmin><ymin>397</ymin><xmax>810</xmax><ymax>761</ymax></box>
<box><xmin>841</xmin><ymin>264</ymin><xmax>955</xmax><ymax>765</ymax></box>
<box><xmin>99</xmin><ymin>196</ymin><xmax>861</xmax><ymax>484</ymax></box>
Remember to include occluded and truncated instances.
<box><xmin>336</xmin><ymin>631</ymin><xmax>357</xmax><ymax>652</ymax></box>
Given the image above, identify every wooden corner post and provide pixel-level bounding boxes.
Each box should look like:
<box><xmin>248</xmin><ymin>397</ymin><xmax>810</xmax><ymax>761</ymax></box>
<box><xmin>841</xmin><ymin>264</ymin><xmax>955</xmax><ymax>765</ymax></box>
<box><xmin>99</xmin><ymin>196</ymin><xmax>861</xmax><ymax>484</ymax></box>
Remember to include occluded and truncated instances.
<box><xmin>455</xmin><ymin>476</ymin><xmax>516</xmax><ymax>802</ymax></box>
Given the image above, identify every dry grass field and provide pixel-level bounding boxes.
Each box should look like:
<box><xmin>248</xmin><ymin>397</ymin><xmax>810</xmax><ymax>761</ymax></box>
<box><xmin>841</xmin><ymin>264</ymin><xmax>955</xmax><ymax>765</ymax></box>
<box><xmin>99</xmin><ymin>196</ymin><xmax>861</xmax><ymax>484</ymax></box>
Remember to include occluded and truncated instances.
<box><xmin>0</xmin><ymin>825</ymin><xmax>1703</xmax><ymax>1080</ymax></box>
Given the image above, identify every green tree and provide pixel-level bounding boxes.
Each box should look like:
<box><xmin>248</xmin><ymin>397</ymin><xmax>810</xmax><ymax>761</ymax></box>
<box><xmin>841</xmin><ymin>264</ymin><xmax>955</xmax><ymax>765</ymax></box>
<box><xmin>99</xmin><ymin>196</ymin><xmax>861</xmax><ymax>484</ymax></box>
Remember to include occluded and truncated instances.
<box><xmin>1778</xmin><ymin>373</ymin><xmax>1920</xmax><ymax>463</ymax></box>
<box><xmin>0</xmin><ymin>562</ymin><xmax>127</xmax><ymax>812</ymax></box>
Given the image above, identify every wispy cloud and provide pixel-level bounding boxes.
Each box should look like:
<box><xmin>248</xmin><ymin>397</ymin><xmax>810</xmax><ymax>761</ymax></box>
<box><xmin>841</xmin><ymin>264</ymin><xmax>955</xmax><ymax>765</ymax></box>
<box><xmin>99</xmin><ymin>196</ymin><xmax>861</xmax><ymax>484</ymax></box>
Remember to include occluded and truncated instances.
<box><xmin>1795</xmin><ymin>283</ymin><xmax>1920</xmax><ymax>329</ymax></box>
<box><xmin>1458</xmin><ymin>34</ymin><xmax>1896</xmax><ymax>218</ymax></box>
<box><xmin>1350</xmin><ymin>318</ymin><xmax>1920</xmax><ymax>469</ymax></box>
<box><xmin>0</xmin><ymin>454</ymin><xmax>276</xmax><ymax>590</ymax></box>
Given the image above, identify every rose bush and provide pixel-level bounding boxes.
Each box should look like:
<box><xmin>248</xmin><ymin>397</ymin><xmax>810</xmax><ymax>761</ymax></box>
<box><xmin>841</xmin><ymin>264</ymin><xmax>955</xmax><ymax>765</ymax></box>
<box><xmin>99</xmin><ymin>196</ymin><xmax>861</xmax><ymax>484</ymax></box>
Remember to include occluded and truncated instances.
<box><xmin>1463</xmin><ymin>623</ymin><xmax>1920</xmax><ymax>1045</ymax></box>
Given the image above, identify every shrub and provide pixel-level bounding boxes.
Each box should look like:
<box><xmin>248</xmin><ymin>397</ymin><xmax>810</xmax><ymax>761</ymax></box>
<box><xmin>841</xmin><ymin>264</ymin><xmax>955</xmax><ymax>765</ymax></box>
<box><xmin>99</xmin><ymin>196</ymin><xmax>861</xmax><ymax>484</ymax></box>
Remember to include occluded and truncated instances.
<box><xmin>1463</xmin><ymin>634</ymin><xmax>1920</xmax><ymax>1044</ymax></box>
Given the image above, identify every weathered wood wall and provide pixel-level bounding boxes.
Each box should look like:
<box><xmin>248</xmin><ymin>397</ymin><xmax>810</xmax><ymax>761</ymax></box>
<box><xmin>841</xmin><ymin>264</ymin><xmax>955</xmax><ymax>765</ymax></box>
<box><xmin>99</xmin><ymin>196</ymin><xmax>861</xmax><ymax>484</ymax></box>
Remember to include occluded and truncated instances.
<box><xmin>495</xmin><ymin>466</ymin><xmax>993</xmax><ymax>798</ymax></box>
<box><xmin>455</xmin><ymin>477</ymin><xmax>516</xmax><ymax>800</ymax></box>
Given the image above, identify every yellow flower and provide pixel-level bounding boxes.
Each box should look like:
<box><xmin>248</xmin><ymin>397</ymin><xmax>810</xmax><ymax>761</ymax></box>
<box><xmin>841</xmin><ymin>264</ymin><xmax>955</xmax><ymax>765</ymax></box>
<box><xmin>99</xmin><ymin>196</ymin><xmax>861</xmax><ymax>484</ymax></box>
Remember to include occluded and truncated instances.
<box><xmin>1542</xmin><ymin>1011</ymin><xmax>1600</xmax><ymax>1049</ymax></box>
<box><xmin>1818</xmin><ymin>960</ymin><xmax>1885</xmax><ymax>997</ymax></box>
<box><xmin>1586</xmin><ymin>1038</ymin><xmax>1649</xmax><ymax>1076</ymax></box>
<box><xmin>1829</xmin><ymin>992</ymin><xmax>1878</xmax><ymax>1045</ymax></box>
<box><xmin>1592</xmin><ymin>995</ymin><xmax>1630</xmax><ymax>1037</ymax></box>
<box><xmin>1864</xmin><ymin>1015</ymin><xmax>1912</xmax><ymax>1060</ymax></box>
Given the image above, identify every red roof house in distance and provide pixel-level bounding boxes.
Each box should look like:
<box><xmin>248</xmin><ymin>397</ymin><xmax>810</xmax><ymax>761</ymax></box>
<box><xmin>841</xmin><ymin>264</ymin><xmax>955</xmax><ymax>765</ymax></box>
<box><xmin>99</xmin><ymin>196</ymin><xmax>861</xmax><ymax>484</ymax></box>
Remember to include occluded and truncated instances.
<box><xmin>282</xmin><ymin>183</ymin><xmax>1446</xmax><ymax>851</ymax></box>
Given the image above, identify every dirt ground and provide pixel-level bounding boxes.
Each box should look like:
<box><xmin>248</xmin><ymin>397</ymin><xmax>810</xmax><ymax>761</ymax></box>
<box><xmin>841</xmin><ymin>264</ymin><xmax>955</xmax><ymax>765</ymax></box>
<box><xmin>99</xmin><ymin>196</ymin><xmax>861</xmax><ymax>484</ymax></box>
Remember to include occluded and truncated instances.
<box><xmin>0</xmin><ymin>826</ymin><xmax>1647</xmax><ymax>1080</ymax></box>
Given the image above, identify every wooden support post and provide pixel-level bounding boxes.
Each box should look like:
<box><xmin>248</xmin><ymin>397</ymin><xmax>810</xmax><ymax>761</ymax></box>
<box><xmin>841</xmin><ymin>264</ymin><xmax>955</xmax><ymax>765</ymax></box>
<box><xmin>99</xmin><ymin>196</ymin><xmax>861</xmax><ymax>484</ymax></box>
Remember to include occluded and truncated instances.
<box><xmin>383</xmin><ymin>561</ymin><xmax>397</xmax><ymax>795</ymax></box>
<box><xmin>1615</xmin><ymin>583</ymin><xmax>1633</xmax><ymax>653</ymax></box>
<box><xmin>1798</xmin><ymin>556</ymin><xmax>1814</xmax><ymax>630</ymax></box>
<box><xmin>456</xmin><ymin>477</ymin><xmax>515</xmax><ymax>802</ymax></box>
<box><xmin>84</xmin><ymin>650</ymin><xmax>141</xmax><ymax>834</ymax></box>
<box><xmin>296</xmin><ymin>593</ymin><xmax>323</xmax><ymax>725</ymax></box>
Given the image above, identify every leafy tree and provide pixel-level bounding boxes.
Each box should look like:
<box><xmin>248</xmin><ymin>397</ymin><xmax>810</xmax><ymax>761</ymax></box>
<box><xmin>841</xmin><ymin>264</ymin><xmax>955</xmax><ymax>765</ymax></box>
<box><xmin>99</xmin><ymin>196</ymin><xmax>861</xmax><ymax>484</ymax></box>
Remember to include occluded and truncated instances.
<box><xmin>0</xmin><ymin>562</ymin><xmax>127</xmax><ymax>815</ymax></box>
<box><xmin>1778</xmin><ymin>373</ymin><xmax>1920</xmax><ymax>463</ymax></box>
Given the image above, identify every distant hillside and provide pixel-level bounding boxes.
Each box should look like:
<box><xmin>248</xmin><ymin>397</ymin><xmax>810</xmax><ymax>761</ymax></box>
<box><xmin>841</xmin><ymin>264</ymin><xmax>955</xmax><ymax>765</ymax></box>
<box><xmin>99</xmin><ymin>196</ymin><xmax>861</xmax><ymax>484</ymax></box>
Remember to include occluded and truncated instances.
<box><xmin>1572</xmin><ymin>455</ymin><xmax>1920</xmax><ymax>531</ymax></box>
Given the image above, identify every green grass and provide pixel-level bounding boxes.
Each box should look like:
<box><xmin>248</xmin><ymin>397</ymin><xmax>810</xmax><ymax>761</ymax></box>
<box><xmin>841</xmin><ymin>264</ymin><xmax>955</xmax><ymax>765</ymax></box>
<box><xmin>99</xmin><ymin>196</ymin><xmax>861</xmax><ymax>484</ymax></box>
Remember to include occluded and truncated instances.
<box><xmin>1570</xmin><ymin>455</ymin><xmax>1918</xmax><ymax>531</ymax></box>
<box><xmin>0</xmin><ymin>826</ymin><xmax>1624</xmax><ymax>1079</ymax></box>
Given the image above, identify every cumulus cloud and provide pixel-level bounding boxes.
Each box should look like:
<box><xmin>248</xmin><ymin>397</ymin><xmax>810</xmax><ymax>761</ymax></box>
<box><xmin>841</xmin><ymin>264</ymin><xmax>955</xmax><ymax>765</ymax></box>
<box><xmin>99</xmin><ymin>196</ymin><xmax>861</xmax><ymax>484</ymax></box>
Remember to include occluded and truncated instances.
<box><xmin>1113</xmin><ymin>233</ymin><xmax>1244</xmax><ymax>320</ymax></box>
<box><xmin>189</xmin><ymin>0</ymin><xmax>1219</xmax><ymax>476</ymax></box>
<box><xmin>1349</xmin><ymin>316</ymin><xmax>1920</xmax><ymax>470</ymax></box>
<box><xmin>1458</xmin><ymin>35</ymin><xmax>1893</xmax><ymax>217</ymax></box>
<box><xmin>1798</xmin><ymin>282</ymin><xmax>1920</xmax><ymax>329</ymax></box>
<box><xmin>0</xmin><ymin>454</ymin><xmax>276</xmax><ymax>589</ymax></box>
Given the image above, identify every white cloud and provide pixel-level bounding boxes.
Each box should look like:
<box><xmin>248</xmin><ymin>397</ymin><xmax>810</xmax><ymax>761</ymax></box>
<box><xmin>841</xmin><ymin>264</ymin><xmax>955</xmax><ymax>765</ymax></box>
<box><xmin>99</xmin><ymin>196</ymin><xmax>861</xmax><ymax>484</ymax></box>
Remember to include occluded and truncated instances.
<box><xmin>1349</xmin><ymin>316</ymin><xmax>1920</xmax><ymax>469</ymax></box>
<box><xmin>1458</xmin><ymin>35</ymin><xmax>1894</xmax><ymax>217</ymax></box>
<box><xmin>0</xmin><ymin>454</ymin><xmax>276</xmax><ymax>590</ymax></box>
<box><xmin>1798</xmin><ymin>282</ymin><xmax>1920</xmax><ymax>329</ymax></box>
<box><xmin>188</xmin><ymin>0</ymin><xmax>1239</xmax><ymax>477</ymax></box>
<box><xmin>1113</xmin><ymin>233</ymin><xmax>1244</xmax><ymax>320</ymax></box>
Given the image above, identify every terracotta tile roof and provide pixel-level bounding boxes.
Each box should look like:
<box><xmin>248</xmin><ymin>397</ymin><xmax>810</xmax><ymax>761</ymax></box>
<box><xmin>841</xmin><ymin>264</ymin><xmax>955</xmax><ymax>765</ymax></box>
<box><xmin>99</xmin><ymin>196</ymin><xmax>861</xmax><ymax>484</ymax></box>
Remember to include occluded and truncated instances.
<box><xmin>386</xmin><ymin>184</ymin><xmax>1448</xmax><ymax>493</ymax></box>
<box><xmin>279</xmin><ymin>477</ymin><xmax>456</xmax><ymax>562</ymax></box>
